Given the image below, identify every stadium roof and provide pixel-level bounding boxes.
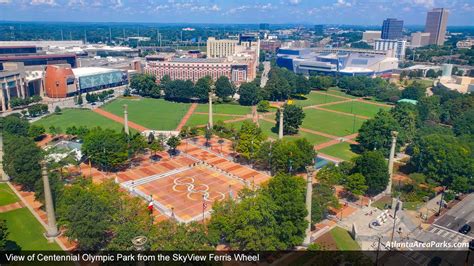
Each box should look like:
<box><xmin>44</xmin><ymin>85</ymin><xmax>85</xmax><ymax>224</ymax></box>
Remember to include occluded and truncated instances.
<box><xmin>72</xmin><ymin>67</ymin><xmax>122</xmax><ymax>77</ymax></box>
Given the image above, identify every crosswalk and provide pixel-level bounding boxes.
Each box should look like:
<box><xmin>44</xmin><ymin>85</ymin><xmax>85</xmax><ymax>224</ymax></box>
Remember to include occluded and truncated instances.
<box><xmin>429</xmin><ymin>225</ymin><xmax>473</xmax><ymax>243</ymax></box>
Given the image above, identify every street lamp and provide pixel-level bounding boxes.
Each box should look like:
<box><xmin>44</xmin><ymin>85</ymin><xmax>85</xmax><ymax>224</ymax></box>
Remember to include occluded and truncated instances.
<box><xmin>390</xmin><ymin>199</ymin><xmax>401</xmax><ymax>244</ymax></box>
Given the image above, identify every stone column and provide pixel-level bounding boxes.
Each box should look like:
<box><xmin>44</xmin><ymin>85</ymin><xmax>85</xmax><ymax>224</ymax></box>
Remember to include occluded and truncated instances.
<box><xmin>20</xmin><ymin>78</ymin><xmax>26</xmax><ymax>99</ymax></box>
<box><xmin>0</xmin><ymin>84</ymin><xmax>6</xmax><ymax>112</ymax></box>
<box><xmin>5</xmin><ymin>79</ymin><xmax>11</xmax><ymax>110</ymax></box>
<box><xmin>278</xmin><ymin>106</ymin><xmax>284</xmax><ymax>139</ymax></box>
<box><xmin>0</xmin><ymin>132</ymin><xmax>8</xmax><ymax>181</ymax></box>
<box><xmin>15</xmin><ymin>79</ymin><xmax>21</xmax><ymax>98</ymax></box>
<box><xmin>386</xmin><ymin>131</ymin><xmax>398</xmax><ymax>195</ymax></box>
<box><xmin>208</xmin><ymin>91</ymin><xmax>213</xmax><ymax>128</ymax></box>
<box><xmin>123</xmin><ymin>104</ymin><xmax>129</xmax><ymax>135</ymax></box>
<box><xmin>41</xmin><ymin>161</ymin><xmax>59</xmax><ymax>239</ymax></box>
<box><xmin>303</xmin><ymin>165</ymin><xmax>314</xmax><ymax>246</ymax></box>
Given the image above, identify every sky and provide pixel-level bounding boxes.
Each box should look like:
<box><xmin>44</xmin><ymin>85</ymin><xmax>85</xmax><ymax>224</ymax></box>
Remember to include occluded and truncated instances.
<box><xmin>0</xmin><ymin>0</ymin><xmax>473</xmax><ymax>26</ymax></box>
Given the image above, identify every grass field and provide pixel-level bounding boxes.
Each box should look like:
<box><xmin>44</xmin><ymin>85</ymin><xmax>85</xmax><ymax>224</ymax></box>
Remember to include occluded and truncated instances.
<box><xmin>0</xmin><ymin>208</ymin><xmax>62</xmax><ymax>251</ymax></box>
<box><xmin>326</xmin><ymin>88</ymin><xmax>357</xmax><ymax>98</ymax></box>
<box><xmin>258</xmin><ymin>120</ymin><xmax>331</xmax><ymax>145</ymax></box>
<box><xmin>34</xmin><ymin>109</ymin><xmax>124</xmax><ymax>132</ymax></box>
<box><xmin>302</xmin><ymin>109</ymin><xmax>366</xmax><ymax>137</ymax></box>
<box><xmin>185</xmin><ymin>114</ymin><xmax>237</xmax><ymax>127</ymax></box>
<box><xmin>322</xmin><ymin>101</ymin><xmax>391</xmax><ymax>118</ymax></box>
<box><xmin>319</xmin><ymin>142</ymin><xmax>358</xmax><ymax>161</ymax></box>
<box><xmin>195</xmin><ymin>103</ymin><xmax>252</xmax><ymax>115</ymax></box>
<box><xmin>329</xmin><ymin>227</ymin><xmax>360</xmax><ymax>250</ymax></box>
<box><xmin>293</xmin><ymin>91</ymin><xmax>346</xmax><ymax>107</ymax></box>
<box><xmin>0</xmin><ymin>183</ymin><xmax>19</xmax><ymax>206</ymax></box>
<box><xmin>102</xmin><ymin>98</ymin><xmax>190</xmax><ymax>130</ymax></box>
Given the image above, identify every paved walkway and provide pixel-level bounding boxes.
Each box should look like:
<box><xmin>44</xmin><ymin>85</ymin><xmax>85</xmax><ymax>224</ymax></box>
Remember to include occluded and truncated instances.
<box><xmin>93</xmin><ymin>108</ymin><xmax>148</xmax><ymax>132</ymax></box>
<box><xmin>176</xmin><ymin>103</ymin><xmax>197</xmax><ymax>131</ymax></box>
<box><xmin>0</xmin><ymin>202</ymin><xmax>24</xmax><ymax>213</ymax></box>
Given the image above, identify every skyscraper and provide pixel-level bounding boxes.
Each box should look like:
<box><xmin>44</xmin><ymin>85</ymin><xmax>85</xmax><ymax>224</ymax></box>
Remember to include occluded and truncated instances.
<box><xmin>425</xmin><ymin>8</ymin><xmax>449</xmax><ymax>46</ymax></box>
<box><xmin>381</xmin><ymin>18</ymin><xmax>404</xmax><ymax>40</ymax></box>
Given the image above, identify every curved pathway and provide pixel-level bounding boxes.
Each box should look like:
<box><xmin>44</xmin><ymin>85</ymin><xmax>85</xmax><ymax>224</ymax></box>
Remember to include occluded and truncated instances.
<box><xmin>93</xmin><ymin>108</ymin><xmax>148</xmax><ymax>132</ymax></box>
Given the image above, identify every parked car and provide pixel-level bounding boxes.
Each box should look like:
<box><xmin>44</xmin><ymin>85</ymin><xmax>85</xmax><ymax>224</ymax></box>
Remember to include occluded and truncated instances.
<box><xmin>459</xmin><ymin>224</ymin><xmax>471</xmax><ymax>235</ymax></box>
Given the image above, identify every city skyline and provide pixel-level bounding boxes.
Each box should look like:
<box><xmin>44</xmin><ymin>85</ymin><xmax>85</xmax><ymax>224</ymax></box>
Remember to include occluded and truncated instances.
<box><xmin>0</xmin><ymin>0</ymin><xmax>473</xmax><ymax>26</ymax></box>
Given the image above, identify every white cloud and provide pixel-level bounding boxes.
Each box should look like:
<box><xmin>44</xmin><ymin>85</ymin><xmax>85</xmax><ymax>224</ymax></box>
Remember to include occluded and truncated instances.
<box><xmin>289</xmin><ymin>0</ymin><xmax>301</xmax><ymax>4</ymax></box>
<box><xmin>30</xmin><ymin>0</ymin><xmax>57</xmax><ymax>6</ymax></box>
<box><xmin>0</xmin><ymin>0</ymin><xmax>11</xmax><ymax>4</ymax></box>
<box><xmin>410</xmin><ymin>0</ymin><xmax>435</xmax><ymax>8</ymax></box>
<box><xmin>335</xmin><ymin>0</ymin><xmax>352</xmax><ymax>7</ymax></box>
<box><xmin>209</xmin><ymin>4</ymin><xmax>220</xmax><ymax>11</ymax></box>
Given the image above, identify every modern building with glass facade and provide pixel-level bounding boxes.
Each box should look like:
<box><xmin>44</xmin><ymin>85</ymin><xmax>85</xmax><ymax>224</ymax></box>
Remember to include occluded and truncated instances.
<box><xmin>276</xmin><ymin>48</ymin><xmax>398</xmax><ymax>77</ymax></box>
<box><xmin>381</xmin><ymin>18</ymin><xmax>404</xmax><ymax>40</ymax></box>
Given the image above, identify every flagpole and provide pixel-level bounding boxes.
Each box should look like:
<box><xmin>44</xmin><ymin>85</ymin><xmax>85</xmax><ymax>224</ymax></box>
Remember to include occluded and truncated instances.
<box><xmin>202</xmin><ymin>195</ymin><xmax>206</xmax><ymax>222</ymax></box>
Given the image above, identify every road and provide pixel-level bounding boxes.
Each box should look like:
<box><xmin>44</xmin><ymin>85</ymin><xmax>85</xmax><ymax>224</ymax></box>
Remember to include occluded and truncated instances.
<box><xmin>260</xmin><ymin>61</ymin><xmax>271</xmax><ymax>88</ymax></box>
<box><xmin>434</xmin><ymin>193</ymin><xmax>474</xmax><ymax>238</ymax></box>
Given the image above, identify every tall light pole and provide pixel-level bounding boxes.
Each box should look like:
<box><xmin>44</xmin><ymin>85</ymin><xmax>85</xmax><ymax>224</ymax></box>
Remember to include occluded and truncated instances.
<box><xmin>278</xmin><ymin>106</ymin><xmax>284</xmax><ymax>139</ymax></box>
<box><xmin>0</xmin><ymin>132</ymin><xmax>8</xmax><ymax>181</ymax></box>
<box><xmin>386</xmin><ymin>131</ymin><xmax>398</xmax><ymax>195</ymax></box>
<box><xmin>208</xmin><ymin>90</ymin><xmax>214</xmax><ymax>128</ymax></box>
<box><xmin>41</xmin><ymin>161</ymin><xmax>59</xmax><ymax>240</ymax></box>
<box><xmin>123</xmin><ymin>104</ymin><xmax>129</xmax><ymax>135</ymax></box>
<box><xmin>303</xmin><ymin>164</ymin><xmax>315</xmax><ymax>246</ymax></box>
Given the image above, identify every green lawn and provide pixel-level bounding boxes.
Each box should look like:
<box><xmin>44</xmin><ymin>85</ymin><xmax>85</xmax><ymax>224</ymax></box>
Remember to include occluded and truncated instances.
<box><xmin>224</xmin><ymin>119</ymin><xmax>252</xmax><ymax>131</ymax></box>
<box><xmin>326</xmin><ymin>87</ymin><xmax>357</xmax><ymax>98</ymax></box>
<box><xmin>34</xmin><ymin>108</ymin><xmax>124</xmax><ymax>133</ymax></box>
<box><xmin>102</xmin><ymin>98</ymin><xmax>191</xmax><ymax>130</ymax></box>
<box><xmin>302</xmin><ymin>109</ymin><xmax>366</xmax><ymax>137</ymax></box>
<box><xmin>319</xmin><ymin>142</ymin><xmax>358</xmax><ymax>161</ymax></box>
<box><xmin>0</xmin><ymin>183</ymin><xmax>19</xmax><ymax>206</ymax></box>
<box><xmin>329</xmin><ymin>227</ymin><xmax>360</xmax><ymax>251</ymax></box>
<box><xmin>185</xmin><ymin>114</ymin><xmax>237</xmax><ymax>127</ymax></box>
<box><xmin>195</xmin><ymin>103</ymin><xmax>252</xmax><ymax>115</ymax></box>
<box><xmin>293</xmin><ymin>91</ymin><xmax>345</xmax><ymax>107</ymax></box>
<box><xmin>0</xmin><ymin>208</ymin><xmax>62</xmax><ymax>251</ymax></box>
<box><xmin>257</xmin><ymin>120</ymin><xmax>331</xmax><ymax>145</ymax></box>
<box><xmin>322</xmin><ymin>101</ymin><xmax>391</xmax><ymax>118</ymax></box>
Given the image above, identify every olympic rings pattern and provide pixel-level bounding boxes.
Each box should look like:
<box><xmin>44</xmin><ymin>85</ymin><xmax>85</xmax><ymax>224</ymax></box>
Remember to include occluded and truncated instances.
<box><xmin>172</xmin><ymin>176</ymin><xmax>225</xmax><ymax>202</ymax></box>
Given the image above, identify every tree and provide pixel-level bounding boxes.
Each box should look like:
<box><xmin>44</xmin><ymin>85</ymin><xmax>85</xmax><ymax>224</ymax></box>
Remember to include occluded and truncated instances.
<box><xmin>275</xmin><ymin>103</ymin><xmax>305</xmax><ymax>135</ymax></box>
<box><xmin>238</xmin><ymin>82</ymin><xmax>262</xmax><ymax>106</ymax></box>
<box><xmin>344</xmin><ymin>173</ymin><xmax>368</xmax><ymax>199</ymax></box>
<box><xmin>149</xmin><ymin>220</ymin><xmax>213</xmax><ymax>250</ymax></box>
<box><xmin>294</xmin><ymin>75</ymin><xmax>311</xmax><ymax>95</ymax></box>
<box><xmin>3</xmin><ymin>135</ymin><xmax>42</xmax><ymax>191</ymax></box>
<box><xmin>257</xmin><ymin>100</ymin><xmax>270</xmax><ymax>112</ymax></box>
<box><xmin>130</xmin><ymin>73</ymin><xmax>161</xmax><ymax>98</ymax></box>
<box><xmin>54</xmin><ymin>106</ymin><xmax>62</xmax><ymax>114</ymax></box>
<box><xmin>34</xmin><ymin>172</ymin><xmax>63</xmax><ymax>209</ymax></box>
<box><xmin>163</xmin><ymin>79</ymin><xmax>195</xmax><ymax>102</ymax></box>
<box><xmin>353</xmin><ymin>151</ymin><xmax>389</xmax><ymax>196</ymax></box>
<box><xmin>262</xmin><ymin>174</ymin><xmax>307</xmax><ymax>248</ymax></box>
<box><xmin>1</xmin><ymin>115</ymin><xmax>30</xmax><ymax>137</ymax></box>
<box><xmin>453</xmin><ymin>109</ymin><xmax>474</xmax><ymax>136</ymax></box>
<box><xmin>28</xmin><ymin>124</ymin><xmax>46</xmax><ymax>141</ymax></box>
<box><xmin>82</xmin><ymin>128</ymin><xmax>128</xmax><ymax>171</ymax></box>
<box><xmin>77</xmin><ymin>94</ymin><xmax>83</xmax><ymax>105</ymax></box>
<box><xmin>236</xmin><ymin>121</ymin><xmax>266</xmax><ymax>161</ymax></box>
<box><xmin>166</xmin><ymin>136</ymin><xmax>181</xmax><ymax>155</ymax></box>
<box><xmin>316</xmin><ymin>163</ymin><xmax>344</xmax><ymax>186</ymax></box>
<box><xmin>256</xmin><ymin>139</ymin><xmax>315</xmax><ymax>174</ymax></box>
<box><xmin>215</xmin><ymin>76</ymin><xmax>235</xmax><ymax>101</ymax></box>
<box><xmin>204</xmin><ymin>127</ymin><xmax>212</xmax><ymax>147</ymax></box>
<box><xmin>410</xmin><ymin>134</ymin><xmax>473</xmax><ymax>185</ymax></box>
<box><xmin>312</xmin><ymin>183</ymin><xmax>339</xmax><ymax>223</ymax></box>
<box><xmin>390</xmin><ymin>102</ymin><xmax>418</xmax><ymax>144</ymax></box>
<box><xmin>418</xmin><ymin>96</ymin><xmax>441</xmax><ymax>123</ymax></box>
<box><xmin>309</xmin><ymin>76</ymin><xmax>335</xmax><ymax>90</ymax></box>
<box><xmin>194</xmin><ymin>76</ymin><xmax>213</xmax><ymax>100</ymax></box>
<box><xmin>123</xmin><ymin>88</ymin><xmax>131</xmax><ymax>97</ymax></box>
<box><xmin>149</xmin><ymin>139</ymin><xmax>164</xmax><ymax>157</ymax></box>
<box><xmin>356</xmin><ymin>110</ymin><xmax>401</xmax><ymax>156</ymax></box>
<box><xmin>0</xmin><ymin>219</ymin><xmax>8</xmax><ymax>251</ymax></box>
<box><xmin>401</xmin><ymin>82</ymin><xmax>426</xmax><ymax>100</ymax></box>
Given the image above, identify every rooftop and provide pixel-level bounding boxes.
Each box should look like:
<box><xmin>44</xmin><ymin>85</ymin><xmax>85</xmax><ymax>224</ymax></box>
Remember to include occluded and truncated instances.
<box><xmin>72</xmin><ymin>67</ymin><xmax>122</xmax><ymax>77</ymax></box>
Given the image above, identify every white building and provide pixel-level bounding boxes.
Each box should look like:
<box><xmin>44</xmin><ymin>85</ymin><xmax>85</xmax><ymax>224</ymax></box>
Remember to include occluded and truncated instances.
<box><xmin>410</xmin><ymin>32</ymin><xmax>431</xmax><ymax>48</ymax></box>
<box><xmin>362</xmin><ymin>31</ymin><xmax>382</xmax><ymax>44</ymax></box>
<box><xmin>457</xmin><ymin>39</ymin><xmax>474</xmax><ymax>49</ymax></box>
<box><xmin>374</xmin><ymin>39</ymin><xmax>407</xmax><ymax>59</ymax></box>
